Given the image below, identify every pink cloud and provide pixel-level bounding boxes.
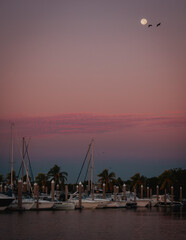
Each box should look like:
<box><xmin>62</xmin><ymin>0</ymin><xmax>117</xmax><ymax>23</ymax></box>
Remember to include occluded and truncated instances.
<box><xmin>0</xmin><ymin>112</ymin><xmax>186</xmax><ymax>137</ymax></box>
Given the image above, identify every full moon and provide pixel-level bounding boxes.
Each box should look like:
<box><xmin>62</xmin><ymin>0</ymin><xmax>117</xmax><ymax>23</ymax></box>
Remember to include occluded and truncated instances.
<box><xmin>141</xmin><ymin>18</ymin><xmax>147</xmax><ymax>25</ymax></box>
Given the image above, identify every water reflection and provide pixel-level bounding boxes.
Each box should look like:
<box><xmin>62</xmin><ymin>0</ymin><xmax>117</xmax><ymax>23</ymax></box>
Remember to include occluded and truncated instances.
<box><xmin>0</xmin><ymin>207</ymin><xmax>186</xmax><ymax>240</ymax></box>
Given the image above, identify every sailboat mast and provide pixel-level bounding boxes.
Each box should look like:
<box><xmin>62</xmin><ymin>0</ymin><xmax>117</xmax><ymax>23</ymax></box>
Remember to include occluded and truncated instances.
<box><xmin>91</xmin><ymin>139</ymin><xmax>94</xmax><ymax>191</ymax></box>
<box><xmin>26</xmin><ymin>140</ymin><xmax>30</xmax><ymax>190</ymax></box>
<box><xmin>88</xmin><ymin>149</ymin><xmax>91</xmax><ymax>192</ymax></box>
<box><xmin>10</xmin><ymin>123</ymin><xmax>14</xmax><ymax>190</ymax></box>
<box><xmin>22</xmin><ymin>137</ymin><xmax>25</xmax><ymax>180</ymax></box>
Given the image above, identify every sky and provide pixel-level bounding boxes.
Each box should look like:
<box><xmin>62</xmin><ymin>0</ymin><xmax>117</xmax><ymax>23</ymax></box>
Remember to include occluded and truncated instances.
<box><xmin>0</xmin><ymin>0</ymin><xmax>186</xmax><ymax>183</ymax></box>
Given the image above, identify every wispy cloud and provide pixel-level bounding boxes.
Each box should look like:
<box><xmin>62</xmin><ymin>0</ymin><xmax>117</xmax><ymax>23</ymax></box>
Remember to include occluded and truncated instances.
<box><xmin>0</xmin><ymin>112</ymin><xmax>186</xmax><ymax>137</ymax></box>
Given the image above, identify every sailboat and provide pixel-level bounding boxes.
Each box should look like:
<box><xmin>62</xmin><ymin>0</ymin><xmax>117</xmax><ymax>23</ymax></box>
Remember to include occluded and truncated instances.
<box><xmin>69</xmin><ymin>140</ymin><xmax>112</xmax><ymax>209</ymax></box>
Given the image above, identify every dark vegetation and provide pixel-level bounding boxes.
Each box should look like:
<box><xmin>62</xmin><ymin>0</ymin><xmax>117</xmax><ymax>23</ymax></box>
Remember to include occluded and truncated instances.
<box><xmin>1</xmin><ymin>167</ymin><xmax>186</xmax><ymax>200</ymax></box>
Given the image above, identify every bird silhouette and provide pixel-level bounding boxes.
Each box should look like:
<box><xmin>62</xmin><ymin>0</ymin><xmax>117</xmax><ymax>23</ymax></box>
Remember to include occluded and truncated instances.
<box><xmin>156</xmin><ymin>22</ymin><xmax>161</xmax><ymax>27</ymax></box>
<box><xmin>148</xmin><ymin>24</ymin><xmax>152</xmax><ymax>27</ymax></box>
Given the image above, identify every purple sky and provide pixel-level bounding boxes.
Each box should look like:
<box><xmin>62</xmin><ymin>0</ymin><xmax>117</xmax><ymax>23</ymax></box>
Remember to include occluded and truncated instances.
<box><xmin>0</xmin><ymin>0</ymin><xmax>186</xmax><ymax>182</ymax></box>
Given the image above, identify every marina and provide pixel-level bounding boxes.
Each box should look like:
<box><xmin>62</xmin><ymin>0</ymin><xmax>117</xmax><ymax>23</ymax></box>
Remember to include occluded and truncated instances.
<box><xmin>0</xmin><ymin>140</ymin><xmax>185</xmax><ymax>212</ymax></box>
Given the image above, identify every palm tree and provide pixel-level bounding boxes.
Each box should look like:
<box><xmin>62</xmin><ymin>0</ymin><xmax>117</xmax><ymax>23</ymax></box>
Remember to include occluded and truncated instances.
<box><xmin>35</xmin><ymin>173</ymin><xmax>48</xmax><ymax>190</ymax></box>
<box><xmin>47</xmin><ymin>164</ymin><xmax>68</xmax><ymax>188</ymax></box>
<box><xmin>97</xmin><ymin>169</ymin><xmax>116</xmax><ymax>192</ymax></box>
<box><xmin>158</xmin><ymin>169</ymin><xmax>174</xmax><ymax>192</ymax></box>
<box><xmin>130</xmin><ymin>173</ymin><xmax>146</xmax><ymax>194</ymax></box>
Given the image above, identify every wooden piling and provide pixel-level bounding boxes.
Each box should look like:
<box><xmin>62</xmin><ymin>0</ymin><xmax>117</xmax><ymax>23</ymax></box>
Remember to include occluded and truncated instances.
<box><xmin>134</xmin><ymin>188</ymin><xmax>136</xmax><ymax>203</ymax></box>
<box><xmin>78</xmin><ymin>182</ymin><xmax>82</xmax><ymax>208</ymax></box>
<box><xmin>114</xmin><ymin>186</ymin><xmax>117</xmax><ymax>201</ymax></box>
<box><xmin>4</xmin><ymin>185</ymin><xmax>7</xmax><ymax>193</ymax></box>
<box><xmin>92</xmin><ymin>184</ymin><xmax>94</xmax><ymax>201</ymax></box>
<box><xmin>180</xmin><ymin>187</ymin><xmax>182</xmax><ymax>203</ymax></box>
<box><xmin>0</xmin><ymin>184</ymin><xmax>2</xmax><ymax>192</ymax></box>
<box><xmin>23</xmin><ymin>181</ymin><xmax>27</xmax><ymax>193</ymax></box>
<box><xmin>42</xmin><ymin>185</ymin><xmax>45</xmax><ymax>193</ymax></box>
<box><xmin>18</xmin><ymin>179</ymin><xmax>22</xmax><ymax>209</ymax></box>
<box><xmin>141</xmin><ymin>185</ymin><xmax>143</xmax><ymax>199</ymax></box>
<box><xmin>123</xmin><ymin>184</ymin><xmax>126</xmax><ymax>200</ymax></box>
<box><xmin>150</xmin><ymin>188</ymin><xmax>152</xmax><ymax>199</ymax></box>
<box><xmin>171</xmin><ymin>186</ymin><xmax>174</xmax><ymax>205</ymax></box>
<box><xmin>65</xmin><ymin>185</ymin><xmax>68</xmax><ymax>201</ymax></box>
<box><xmin>36</xmin><ymin>185</ymin><xmax>39</xmax><ymax>209</ymax></box>
<box><xmin>147</xmin><ymin>186</ymin><xmax>149</xmax><ymax>199</ymax></box>
<box><xmin>164</xmin><ymin>189</ymin><xmax>167</xmax><ymax>205</ymax></box>
<box><xmin>156</xmin><ymin>185</ymin><xmax>159</xmax><ymax>201</ymax></box>
<box><xmin>103</xmin><ymin>183</ymin><xmax>106</xmax><ymax>199</ymax></box>
<box><xmin>51</xmin><ymin>180</ymin><xmax>55</xmax><ymax>201</ymax></box>
<box><xmin>34</xmin><ymin>183</ymin><xmax>38</xmax><ymax>198</ymax></box>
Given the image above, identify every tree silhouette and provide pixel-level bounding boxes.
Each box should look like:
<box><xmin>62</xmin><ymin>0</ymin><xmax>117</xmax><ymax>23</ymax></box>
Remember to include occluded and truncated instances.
<box><xmin>97</xmin><ymin>169</ymin><xmax>116</xmax><ymax>192</ymax></box>
<box><xmin>47</xmin><ymin>164</ymin><xmax>68</xmax><ymax>187</ymax></box>
<box><xmin>130</xmin><ymin>173</ymin><xmax>146</xmax><ymax>194</ymax></box>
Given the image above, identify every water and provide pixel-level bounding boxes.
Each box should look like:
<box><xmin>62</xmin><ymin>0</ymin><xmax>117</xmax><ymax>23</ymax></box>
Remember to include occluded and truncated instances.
<box><xmin>1</xmin><ymin>208</ymin><xmax>186</xmax><ymax>240</ymax></box>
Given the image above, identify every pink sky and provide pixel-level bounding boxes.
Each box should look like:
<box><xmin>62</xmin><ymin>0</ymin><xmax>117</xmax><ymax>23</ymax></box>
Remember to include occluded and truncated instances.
<box><xmin>0</xmin><ymin>0</ymin><xmax>186</xmax><ymax>182</ymax></box>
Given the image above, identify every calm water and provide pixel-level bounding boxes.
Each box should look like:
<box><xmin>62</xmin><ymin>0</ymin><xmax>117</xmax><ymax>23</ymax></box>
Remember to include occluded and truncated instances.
<box><xmin>0</xmin><ymin>208</ymin><xmax>186</xmax><ymax>240</ymax></box>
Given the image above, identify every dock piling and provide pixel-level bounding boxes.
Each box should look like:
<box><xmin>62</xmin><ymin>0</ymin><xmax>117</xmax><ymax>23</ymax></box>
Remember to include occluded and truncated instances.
<box><xmin>147</xmin><ymin>186</ymin><xmax>149</xmax><ymax>199</ymax></box>
<box><xmin>123</xmin><ymin>184</ymin><xmax>126</xmax><ymax>200</ymax></box>
<box><xmin>36</xmin><ymin>185</ymin><xmax>39</xmax><ymax>209</ymax></box>
<box><xmin>23</xmin><ymin>181</ymin><xmax>27</xmax><ymax>193</ymax></box>
<box><xmin>150</xmin><ymin>188</ymin><xmax>152</xmax><ymax>199</ymax></box>
<box><xmin>141</xmin><ymin>185</ymin><xmax>143</xmax><ymax>199</ymax></box>
<box><xmin>171</xmin><ymin>186</ymin><xmax>174</xmax><ymax>205</ymax></box>
<box><xmin>164</xmin><ymin>189</ymin><xmax>167</xmax><ymax>205</ymax></box>
<box><xmin>134</xmin><ymin>188</ymin><xmax>136</xmax><ymax>203</ymax></box>
<box><xmin>78</xmin><ymin>182</ymin><xmax>82</xmax><ymax>208</ymax></box>
<box><xmin>51</xmin><ymin>180</ymin><xmax>55</xmax><ymax>202</ymax></box>
<box><xmin>103</xmin><ymin>183</ymin><xmax>106</xmax><ymax>199</ymax></box>
<box><xmin>18</xmin><ymin>179</ymin><xmax>22</xmax><ymax>209</ymax></box>
<box><xmin>156</xmin><ymin>185</ymin><xmax>159</xmax><ymax>201</ymax></box>
<box><xmin>65</xmin><ymin>185</ymin><xmax>68</xmax><ymax>201</ymax></box>
<box><xmin>34</xmin><ymin>183</ymin><xmax>38</xmax><ymax>198</ymax></box>
<box><xmin>180</xmin><ymin>187</ymin><xmax>182</xmax><ymax>203</ymax></box>
<box><xmin>92</xmin><ymin>184</ymin><xmax>94</xmax><ymax>200</ymax></box>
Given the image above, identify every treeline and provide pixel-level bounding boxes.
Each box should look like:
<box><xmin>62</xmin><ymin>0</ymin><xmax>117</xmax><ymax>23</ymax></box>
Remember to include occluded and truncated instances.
<box><xmin>0</xmin><ymin>166</ymin><xmax>186</xmax><ymax>199</ymax></box>
<box><xmin>97</xmin><ymin>168</ymin><xmax>186</xmax><ymax>199</ymax></box>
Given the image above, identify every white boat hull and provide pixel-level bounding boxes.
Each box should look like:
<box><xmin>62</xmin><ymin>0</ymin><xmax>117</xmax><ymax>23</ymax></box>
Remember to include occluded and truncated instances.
<box><xmin>53</xmin><ymin>202</ymin><xmax>75</xmax><ymax>210</ymax></box>
<box><xmin>32</xmin><ymin>201</ymin><xmax>54</xmax><ymax>210</ymax></box>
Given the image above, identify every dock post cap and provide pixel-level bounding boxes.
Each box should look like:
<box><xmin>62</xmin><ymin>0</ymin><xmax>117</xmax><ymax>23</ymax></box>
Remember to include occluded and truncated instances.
<box><xmin>51</xmin><ymin>180</ymin><xmax>55</xmax><ymax>183</ymax></box>
<box><xmin>18</xmin><ymin>179</ymin><xmax>22</xmax><ymax>183</ymax></box>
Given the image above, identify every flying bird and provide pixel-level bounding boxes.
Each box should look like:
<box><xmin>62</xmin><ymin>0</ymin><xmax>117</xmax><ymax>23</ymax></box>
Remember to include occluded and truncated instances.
<box><xmin>148</xmin><ymin>24</ymin><xmax>152</xmax><ymax>27</ymax></box>
<box><xmin>156</xmin><ymin>22</ymin><xmax>161</xmax><ymax>27</ymax></box>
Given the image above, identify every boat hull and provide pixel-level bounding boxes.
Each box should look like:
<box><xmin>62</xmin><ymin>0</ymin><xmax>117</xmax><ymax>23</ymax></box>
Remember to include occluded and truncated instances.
<box><xmin>53</xmin><ymin>202</ymin><xmax>75</xmax><ymax>210</ymax></box>
<box><xmin>0</xmin><ymin>194</ymin><xmax>14</xmax><ymax>211</ymax></box>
